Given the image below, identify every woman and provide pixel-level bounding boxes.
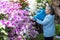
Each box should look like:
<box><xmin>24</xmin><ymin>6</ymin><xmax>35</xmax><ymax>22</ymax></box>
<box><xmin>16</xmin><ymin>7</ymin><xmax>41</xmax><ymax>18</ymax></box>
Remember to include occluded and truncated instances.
<box><xmin>36</xmin><ymin>5</ymin><xmax>55</xmax><ymax>40</ymax></box>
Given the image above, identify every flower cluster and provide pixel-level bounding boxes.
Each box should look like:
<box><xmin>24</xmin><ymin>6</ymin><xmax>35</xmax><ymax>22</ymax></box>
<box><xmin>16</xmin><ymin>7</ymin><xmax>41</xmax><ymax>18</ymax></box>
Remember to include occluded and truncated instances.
<box><xmin>0</xmin><ymin>1</ymin><xmax>38</xmax><ymax>40</ymax></box>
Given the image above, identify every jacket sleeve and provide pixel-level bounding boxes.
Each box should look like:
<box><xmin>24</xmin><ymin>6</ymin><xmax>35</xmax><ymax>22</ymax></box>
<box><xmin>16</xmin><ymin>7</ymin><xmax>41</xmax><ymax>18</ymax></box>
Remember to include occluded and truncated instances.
<box><xmin>36</xmin><ymin>15</ymin><xmax>52</xmax><ymax>25</ymax></box>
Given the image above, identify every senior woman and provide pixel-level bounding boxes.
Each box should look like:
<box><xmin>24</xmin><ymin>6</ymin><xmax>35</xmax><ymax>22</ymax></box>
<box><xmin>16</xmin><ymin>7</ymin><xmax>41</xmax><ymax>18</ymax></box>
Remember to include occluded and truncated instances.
<box><xmin>34</xmin><ymin>5</ymin><xmax>55</xmax><ymax>40</ymax></box>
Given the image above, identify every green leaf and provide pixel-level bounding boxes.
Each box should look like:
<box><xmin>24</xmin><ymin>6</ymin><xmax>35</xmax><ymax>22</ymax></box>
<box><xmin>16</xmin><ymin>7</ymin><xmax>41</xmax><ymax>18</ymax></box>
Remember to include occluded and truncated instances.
<box><xmin>0</xmin><ymin>14</ymin><xmax>5</xmax><ymax>20</ymax></box>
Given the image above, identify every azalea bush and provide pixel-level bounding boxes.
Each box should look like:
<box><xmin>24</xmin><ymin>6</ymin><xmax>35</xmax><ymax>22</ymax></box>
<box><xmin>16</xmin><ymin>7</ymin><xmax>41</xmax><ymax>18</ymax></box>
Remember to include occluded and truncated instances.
<box><xmin>0</xmin><ymin>1</ymin><xmax>38</xmax><ymax>40</ymax></box>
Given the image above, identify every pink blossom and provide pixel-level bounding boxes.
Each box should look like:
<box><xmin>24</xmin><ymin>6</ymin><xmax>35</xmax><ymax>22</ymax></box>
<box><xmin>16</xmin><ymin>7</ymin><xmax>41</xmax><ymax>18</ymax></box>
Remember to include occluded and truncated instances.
<box><xmin>0</xmin><ymin>1</ymin><xmax>38</xmax><ymax>40</ymax></box>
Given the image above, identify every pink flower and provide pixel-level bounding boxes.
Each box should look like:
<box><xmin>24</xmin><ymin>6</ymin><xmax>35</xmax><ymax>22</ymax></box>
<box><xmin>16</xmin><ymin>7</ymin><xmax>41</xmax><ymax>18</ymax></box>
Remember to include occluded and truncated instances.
<box><xmin>0</xmin><ymin>1</ymin><xmax>38</xmax><ymax>40</ymax></box>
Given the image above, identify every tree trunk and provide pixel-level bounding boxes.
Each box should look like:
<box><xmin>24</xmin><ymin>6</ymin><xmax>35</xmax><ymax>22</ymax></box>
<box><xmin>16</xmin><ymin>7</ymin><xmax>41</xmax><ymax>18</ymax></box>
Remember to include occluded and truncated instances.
<box><xmin>51</xmin><ymin>0</ymin><xmax>60</xmax><ymax>24</ymax></box>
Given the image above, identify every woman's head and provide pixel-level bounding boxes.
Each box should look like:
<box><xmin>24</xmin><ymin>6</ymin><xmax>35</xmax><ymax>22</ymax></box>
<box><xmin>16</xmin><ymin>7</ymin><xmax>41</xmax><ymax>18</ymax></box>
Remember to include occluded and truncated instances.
<box><xmin>46</xmin><ymin>5</ymin><xmax>55</xmax><ymax>15</ymax></box>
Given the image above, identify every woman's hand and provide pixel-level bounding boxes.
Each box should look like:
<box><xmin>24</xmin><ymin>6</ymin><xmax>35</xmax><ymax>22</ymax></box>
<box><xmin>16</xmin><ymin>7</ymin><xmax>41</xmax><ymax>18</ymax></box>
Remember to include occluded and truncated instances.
<box><xmin>36</xmin><ymin>19</ymin><xmax>41</xmax><ymax>24</ymax></box>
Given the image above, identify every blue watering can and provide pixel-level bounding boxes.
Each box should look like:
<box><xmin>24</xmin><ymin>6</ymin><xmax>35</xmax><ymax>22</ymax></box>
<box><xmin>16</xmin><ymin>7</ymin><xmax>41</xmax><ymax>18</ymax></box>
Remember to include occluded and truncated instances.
<box><xmin>33</xmin><ymin>8</ymin><xmax>46</xmax><ymax>21</ymax></box>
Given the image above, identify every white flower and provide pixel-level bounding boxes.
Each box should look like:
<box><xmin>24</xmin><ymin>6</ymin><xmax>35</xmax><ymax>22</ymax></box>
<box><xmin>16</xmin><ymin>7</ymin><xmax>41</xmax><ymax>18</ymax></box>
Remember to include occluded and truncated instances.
<box><xmin>0</xmin><ymin>10</ymin><xmax>5</xmax><ymax>14</ymax></box>
<box><xmin>20</xmin><ymin>31</ymin><xmax>24</xmax><ymax>36</ymax></box>
<box><xmin>0</xmin><ymin>22</ymin><xmax>5</xmax><ymax>29</ymax></box>
<box><xmin>29</xmin><ymin>16</ymin><xmax>33</xmax><ymax>19</ymax></box>
<box><xmin>1</xmin><ymin>30</ymin><xmax>8</xmax><ymax>35</ymax></box>
<box><xmin>23</xmin><ymin>29</ymin><xmax>27</xmax><ymax>33</ymax></box>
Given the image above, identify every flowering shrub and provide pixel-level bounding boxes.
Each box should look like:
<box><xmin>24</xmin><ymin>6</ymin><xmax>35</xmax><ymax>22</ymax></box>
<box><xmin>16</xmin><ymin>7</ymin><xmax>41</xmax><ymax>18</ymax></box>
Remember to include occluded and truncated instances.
<box><xmin>0</xmin><ymin>1</ymin><xmax>38</xmax><ymax>40</ymax></box>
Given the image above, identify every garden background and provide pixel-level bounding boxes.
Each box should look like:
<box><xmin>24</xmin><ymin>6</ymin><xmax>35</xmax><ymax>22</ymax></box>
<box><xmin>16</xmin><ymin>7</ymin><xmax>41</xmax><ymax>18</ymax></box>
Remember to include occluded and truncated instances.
<box><xmin>0</xmin><ymin>0</ymin><xmax>60</xmax><ymax>40</ymax></box>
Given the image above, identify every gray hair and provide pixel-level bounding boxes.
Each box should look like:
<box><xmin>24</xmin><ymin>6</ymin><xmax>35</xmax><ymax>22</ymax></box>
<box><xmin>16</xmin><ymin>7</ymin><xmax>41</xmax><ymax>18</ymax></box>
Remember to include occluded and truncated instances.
<box><xmin>46</xmin><ymin>5</ymin><xmax>55</xmax><ymax>15</ymax></box>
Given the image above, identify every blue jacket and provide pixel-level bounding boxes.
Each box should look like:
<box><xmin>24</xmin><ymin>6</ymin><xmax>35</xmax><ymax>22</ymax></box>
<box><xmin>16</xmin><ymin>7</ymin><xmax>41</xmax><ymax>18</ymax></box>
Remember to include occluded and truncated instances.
<box><xmin>36</xmin><ymin>14</ymin><xmax>55</xmax><ymax>37</ymax></box>
<box><xmin>33</xmin><ymin>8</ymin><xmax>46</xmax><ymax>21</ymax></box>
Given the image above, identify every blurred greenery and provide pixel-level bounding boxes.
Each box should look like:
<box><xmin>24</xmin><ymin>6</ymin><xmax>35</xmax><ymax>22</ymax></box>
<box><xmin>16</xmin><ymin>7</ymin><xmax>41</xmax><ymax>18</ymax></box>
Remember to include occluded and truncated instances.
<box><xmin>56</xmin><ymin>24</ymin><xmax>60</xmax><ymax>36</ymax></box>
<box><xmin>19</xmin><ymin>0</ymin><xmax>28</xmax><ymax>9</ymax></box>
<box><xmin>0</xmin><ymin>14</ymin><xmax>5</xmax><ymax>20</ymax></box>
<box><xmin>35</xmin><ymin>34</ymin><xmax>60</xmax><ymax>40</ymax></box>
<box><xmin>36</xmin><ymin>0</ymin><xmax>52</xmax><ymax>9</ymax></box>
<box><xmin>36</xmin><ymin>0</ymin><xmax>42</xmax><ymax>3</ymax></box>
<box><xmin>36</xmin><ymin>0</ymin><xmax>52</xmax><ymax>4</ymax></box>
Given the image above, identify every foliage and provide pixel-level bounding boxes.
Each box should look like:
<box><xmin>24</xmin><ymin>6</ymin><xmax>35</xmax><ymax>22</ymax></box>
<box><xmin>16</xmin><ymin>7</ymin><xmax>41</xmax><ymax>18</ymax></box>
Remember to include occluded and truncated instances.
<box><xmin>19</xmin><ymin>0</ymin><xmax>29</xmax><ymax>9</ymax></box>
<box><xmin>56</xmin><ymin>24</ymin><xmax>60</xmax><ymax>36</ymax></box>
<box><xmin>36</xmin><ymin>0</ymin><xmax>52</xmax><ymax>9</ymax></box>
